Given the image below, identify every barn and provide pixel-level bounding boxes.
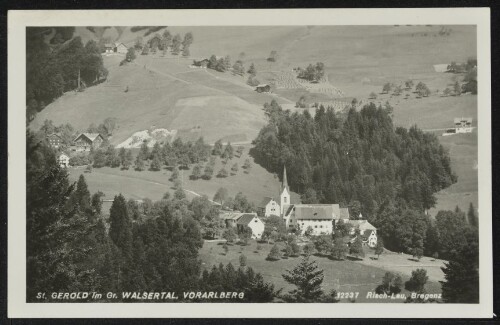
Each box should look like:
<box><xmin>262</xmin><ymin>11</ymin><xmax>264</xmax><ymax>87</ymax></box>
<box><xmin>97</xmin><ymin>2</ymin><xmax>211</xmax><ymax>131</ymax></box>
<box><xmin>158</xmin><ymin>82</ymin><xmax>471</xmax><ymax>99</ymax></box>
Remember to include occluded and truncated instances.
<box><xmin>73</xmin><ymin>133</ymin><xmax>104</xmax><ymax>152</ymax></box>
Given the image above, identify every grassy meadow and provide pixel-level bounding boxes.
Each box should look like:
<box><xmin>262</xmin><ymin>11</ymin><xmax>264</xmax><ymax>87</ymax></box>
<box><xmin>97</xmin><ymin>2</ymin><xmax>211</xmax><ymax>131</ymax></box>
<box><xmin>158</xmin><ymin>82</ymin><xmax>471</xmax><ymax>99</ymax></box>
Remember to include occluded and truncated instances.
<box><xmin>42</xmin><ymin>25</ymin><xmax>477</xmax><ymax>216</ymax></box>
<box><xmin>68</xmin><ymin>145</ymin><xmax>300</xmax><ymax>208</ymax></box>
<box><xmin>199</xmin><ymin>240</ymin><xmax>443</xmax><ymax>303</ymax></box>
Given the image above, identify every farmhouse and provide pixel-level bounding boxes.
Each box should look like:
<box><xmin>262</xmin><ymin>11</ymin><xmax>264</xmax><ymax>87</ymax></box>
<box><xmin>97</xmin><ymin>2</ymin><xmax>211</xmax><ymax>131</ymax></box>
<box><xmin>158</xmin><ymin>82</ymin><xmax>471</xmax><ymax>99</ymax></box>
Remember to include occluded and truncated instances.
<box><xmin>454</xmin><ymin>117</ymin><xmax>473</xmax><ymax>133</ymax></box>
<box><xmin>104</xmin><ymin>43</ymin><xmax>114</xmax><ymax>54</ymax></box>
<box><xmin>104</xmin><ymin>42</ymin><xmax>128</xmax><ymax>54</ymax></box>
<box><xmin>255</xmin><ymin>84</ymin><xmax>271</xmax><ymax>93</ymax></box>
<box><xmin>219</xmin><ymin>211</ymin><xmax>246</xmax><ymax>228</ymax></box>
<box><xmin>73</xmin><ymin>133</ymin><xmax>104</xmax><ymax>152</ymax></box>
<box><xmin>219</xmin><ymin>211</ymin><xmax>264</xmax><ymax>239</ymax></box>
<box><xmin>362</xmin><ymin>229</ymin><xmax>378</xmax><ymax>248</ymax></box>
<box><xmin>47</xmin><ymin>133</ymin><xmax>63</xmax><ymax>148</ymax></box>
<box><xmin>58</xmin><ymin>153</ymin><xmax>70</xmax><ymax>168</ymax></box>
<box><xmin>236</xmin><ymin>214</ymin><xmax>265</xmax><ymax>239</ymax></box>
<box><xmin>258</xmin><ymin>197</ymin><xmax>280</xmax><ymax>217</ymax></box>
<box><xmin>343</xmin><ymin>219</ymin><xmax>378</xmax><ymax>247</ymax></box>
<box><xmin>443</xmin><ymin>117</ymin><xmax>474</xmax><ymax>136</ymax></box>
<box><xmin>115</xmin><ymin>43</ymin><xmax>128</xmax><ymax>54</ymax></box>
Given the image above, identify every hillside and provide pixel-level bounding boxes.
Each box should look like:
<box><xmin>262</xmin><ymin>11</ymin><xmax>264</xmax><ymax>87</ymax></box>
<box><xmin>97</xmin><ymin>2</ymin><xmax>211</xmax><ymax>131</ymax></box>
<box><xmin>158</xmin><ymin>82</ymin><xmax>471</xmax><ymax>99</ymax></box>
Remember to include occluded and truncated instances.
<box><xmin>33</xmin><ymin>25</ymin><xmax>477</xmax><ymax>213</ymax></box>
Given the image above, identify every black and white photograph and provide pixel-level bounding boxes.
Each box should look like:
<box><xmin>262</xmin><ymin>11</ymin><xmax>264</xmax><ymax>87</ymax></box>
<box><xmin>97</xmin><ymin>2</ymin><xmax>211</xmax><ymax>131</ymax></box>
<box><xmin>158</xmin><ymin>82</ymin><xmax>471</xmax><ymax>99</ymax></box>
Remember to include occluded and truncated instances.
<box><xmin>7</xmin><ymin>8</ymin><xmax>492</xmax><ymax>318</ymax></box>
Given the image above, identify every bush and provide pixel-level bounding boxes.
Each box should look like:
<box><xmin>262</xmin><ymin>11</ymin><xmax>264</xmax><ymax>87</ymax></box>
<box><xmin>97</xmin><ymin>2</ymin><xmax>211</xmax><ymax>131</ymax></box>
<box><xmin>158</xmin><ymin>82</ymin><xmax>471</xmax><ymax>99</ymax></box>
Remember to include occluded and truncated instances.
<box><xmin>267</xmin><ymin>244</ymin><xmax>281</xmax><ymax>261</ymax></box>
<box><xmin>69</xmin><ymin>154</ymin><xmax>90</xmax><ymax>167</ymax></box>
<box><xmin>247</xmin><ymin>76</ymin><xmax>260</xmax><ymax>87</ymax></box>
<box><xmin>239</xmin><ymin>254</ymin><xmax>247</xmax><ymax>267</ymax></box>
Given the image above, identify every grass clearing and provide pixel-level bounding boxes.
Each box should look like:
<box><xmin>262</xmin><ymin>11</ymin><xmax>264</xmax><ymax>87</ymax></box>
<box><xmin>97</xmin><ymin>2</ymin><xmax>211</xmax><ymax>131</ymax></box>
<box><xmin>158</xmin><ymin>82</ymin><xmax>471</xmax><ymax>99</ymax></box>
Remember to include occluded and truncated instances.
<box><xmin>200</xmin><ymin>240</ymin><xmax>443</xmax><ymax>303</ymax></box>
<box><xmin>68</xmin><ymin>145</ymin><xmax>300</xmax><ymax>207</ymax></box>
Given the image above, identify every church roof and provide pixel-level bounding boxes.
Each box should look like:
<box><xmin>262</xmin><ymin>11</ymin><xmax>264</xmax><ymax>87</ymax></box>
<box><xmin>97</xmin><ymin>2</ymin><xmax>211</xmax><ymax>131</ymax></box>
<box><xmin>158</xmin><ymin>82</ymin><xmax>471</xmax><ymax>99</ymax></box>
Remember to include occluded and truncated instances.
<box><xmin>293</xmin><ymin>204</ymin><xmax>341</xmax><ymax>220</ymax></box>
<box><xmin>281</xmin><ymin>165</ymin><xmax>289</xmax><ymax>193</ymax></box>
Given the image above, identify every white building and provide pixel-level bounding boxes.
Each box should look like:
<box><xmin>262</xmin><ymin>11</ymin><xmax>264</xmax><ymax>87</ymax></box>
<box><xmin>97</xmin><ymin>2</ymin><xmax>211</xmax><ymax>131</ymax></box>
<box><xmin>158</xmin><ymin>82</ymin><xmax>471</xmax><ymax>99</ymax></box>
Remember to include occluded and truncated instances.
<box><xmin>278</xmin><ymin>166</ymin><xmax>349</xmax><ymax>236</ymax></box>
<box><xmin>283</xmin><ymin>204</ymin><xmax>341</xmax><ymax>235</ymax></box>
<box><xmin>58</xmin><ymin>153</ymin><xmax>70</xmax><ymax>168</ymax></box>
<box><xmin>342</xmin><ymin>219</ymin><xmax>378</xmax><ymax>248</ymax></box>
<box><xmin>258</xmin><ymin>197</ymin><xmax>280</xmax><ymax>217</ymax></box>
<box><xmin>454</xmin><ymin>117</ymin><xmax>473</xmax><ymax>133</ymax></box>
<box><xmin>236</xmin><ymin>213</ymin><xmax>265</xmax><ymax>239</ymax></box>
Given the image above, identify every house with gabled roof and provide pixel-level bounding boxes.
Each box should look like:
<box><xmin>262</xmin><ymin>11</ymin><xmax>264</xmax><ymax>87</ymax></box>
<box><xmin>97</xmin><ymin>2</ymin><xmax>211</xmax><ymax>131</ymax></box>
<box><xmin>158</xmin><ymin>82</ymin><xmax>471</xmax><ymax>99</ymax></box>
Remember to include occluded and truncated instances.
<box><xmin>219</xmin><ymin>211</ymin><xmax>246</xmax><ymax>228</ymax></box>
<box><xmin>47</xmin><ymin>133</ymin><xmax>63</xmax><ymax>148</ymax></box>
<box><xmin>258</xmin><ymin>197</ymin><xmax>280</xmax><ymax>217</ymax></box>
<box><xmin>236</xmin><ymin>213</ymin><xmax>265</xmax><ymax>239</ymax></box>
<box><xmin>58</xmin><ymin>152</ymin><xmax>70</xmax><ymax>168</ymax></box>
<box><xmin>73</xmin><ymin>133</ymin><xmax>104</xmax><ymax>152</ymax></box>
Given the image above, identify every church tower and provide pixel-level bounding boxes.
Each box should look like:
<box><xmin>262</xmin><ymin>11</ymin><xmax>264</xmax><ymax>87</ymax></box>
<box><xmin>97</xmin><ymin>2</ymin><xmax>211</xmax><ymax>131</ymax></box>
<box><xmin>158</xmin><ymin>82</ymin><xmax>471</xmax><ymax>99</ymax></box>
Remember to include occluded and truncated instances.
<box><xmin>280</xmin><ymin>165</ymin><xmax>290</xmax><ymax>216</ymax></box>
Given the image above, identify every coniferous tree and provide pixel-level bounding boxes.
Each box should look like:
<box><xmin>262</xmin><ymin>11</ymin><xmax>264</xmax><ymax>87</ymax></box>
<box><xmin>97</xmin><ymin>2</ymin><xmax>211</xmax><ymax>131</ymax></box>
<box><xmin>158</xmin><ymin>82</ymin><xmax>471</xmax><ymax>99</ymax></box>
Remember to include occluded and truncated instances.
<box><xmin>281</xmin><ymin>256</ymin><xmax>325</xmax><ymax>302</ymax></box>
<box><xmin>467</xmin><ymin>202</ymin><xmax>478</xmax><ymax>228</ymax></box>
<box><xmin>375</xmin><ymin>272</ymin><xmax>402</xmax><ymax>295</ymax></box>
<box><xmin>267</xmin><ymin>244</ymin><xmax>281</xmax><ymax>261</ymax></box>
<box><xmin>405</xmin><ymin>269</ymin><xmax>428</xmax><ymax>294</ymax></box>
<box><xmin>191</xmin><ymin>164</ymin><xmax>202</xmax><ymax>180</ymax></box>
<box><xmin>213</xmin><ymin>187</ymin><xmax>228</xmax><ymax>205</ymax></box>
<box><xmin>350</xmin><ymin>236</ymin><xmax>365</xmax><ymax>259</ymax></box>
<box><xmin>331</xmin><ymin>236</ymin><xmax>348</xmax><ymax>260</ymax></box>
<box><xmin>134</xmin><ymin>155</ymin><xmax>145</xmax><ymax>171</ymax></box>
<box><xmin>91</xmin><ymin>191</ymin><xmax>105</xmax><ymax>215</ymax></box>
<box><xmin>212</xmin><ymin>139</ymin><xmax>223</xmax><ymax>156</ymax></box>
<box><xmin>109</xmin><ymin>194</ymin><xmax>133</xmax><ymax>258</ymax></box>
<box><xmin>374</xmin><ymin>237</ymin><xmax>384</xmax><ymax>259</ymax></box>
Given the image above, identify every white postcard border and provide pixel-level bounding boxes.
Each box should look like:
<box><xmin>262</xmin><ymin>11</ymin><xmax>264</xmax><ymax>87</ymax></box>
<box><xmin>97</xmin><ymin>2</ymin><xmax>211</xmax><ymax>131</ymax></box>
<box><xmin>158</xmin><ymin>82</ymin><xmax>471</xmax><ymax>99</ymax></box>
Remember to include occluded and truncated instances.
<box><xmin>7</xmin><ymin>8</ymin><xmax>492</xmax><ymax>318</ymax></box>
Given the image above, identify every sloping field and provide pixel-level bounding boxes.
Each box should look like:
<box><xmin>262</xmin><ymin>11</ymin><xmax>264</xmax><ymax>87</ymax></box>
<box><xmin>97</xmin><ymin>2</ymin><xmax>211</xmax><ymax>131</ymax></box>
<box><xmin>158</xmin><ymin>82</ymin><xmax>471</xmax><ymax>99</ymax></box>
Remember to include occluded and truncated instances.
<box><xmin>200</xmin><ymin>241</ymin><xmax>443</xmax><ymax>303</ymax></box>
<box><xmin>31</xmin><ymin>54</ymin><xmax>268</xmax><ymax>145</ymax></box>
<box><xmin>37</xmin><ymin>25</ymin><xmax>478</xmax><ymax>217</ymax></box>
<box><xmin>68</xmin><ymin>145</ymin><xmax>300</xmax><ymax>206</ymax></box>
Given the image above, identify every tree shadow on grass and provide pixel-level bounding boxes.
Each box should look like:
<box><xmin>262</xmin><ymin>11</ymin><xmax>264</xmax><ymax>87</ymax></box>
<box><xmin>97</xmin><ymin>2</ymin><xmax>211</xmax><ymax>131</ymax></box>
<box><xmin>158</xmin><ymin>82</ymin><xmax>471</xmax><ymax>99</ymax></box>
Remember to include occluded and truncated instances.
<box><xmin>346</xmin><ymin>255</ymin><xmax>364</xmax><ymax>261</ymax></box>
<box><xmin>407</xmin><ymin>258</ymin><xmax>421</xmax><ymax>262</ymax></box>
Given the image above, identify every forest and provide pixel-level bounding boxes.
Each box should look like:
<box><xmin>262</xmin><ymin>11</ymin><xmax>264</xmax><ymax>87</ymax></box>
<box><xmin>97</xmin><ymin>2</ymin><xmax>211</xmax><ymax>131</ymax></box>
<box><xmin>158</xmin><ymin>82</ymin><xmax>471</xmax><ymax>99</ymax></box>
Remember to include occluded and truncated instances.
<box><xmin>252</xmin><ymin>101</ymin><xmax>462</xmax><ymax>253</ymax></box>
<box><xmin>253</xmin><ymin>100</ymin><xmax>456</xmax><ymax>215</ymax></box>
<box><xmin>26</xmin><ymin>28</ymin><xmax>107</xmax><ymax>119</ymax></box>
<box><xmin>26</xmin><ymin>131</ymin><xmax>276</xmax><ymax>302</ymax></box>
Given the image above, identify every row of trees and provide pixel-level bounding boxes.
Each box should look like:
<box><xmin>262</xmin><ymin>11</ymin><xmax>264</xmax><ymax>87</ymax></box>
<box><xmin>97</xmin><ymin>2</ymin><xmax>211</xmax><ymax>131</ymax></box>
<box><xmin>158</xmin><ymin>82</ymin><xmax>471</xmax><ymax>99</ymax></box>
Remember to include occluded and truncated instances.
<box><xmin>138</xmin><ymin>29</ymin><xmax>194</xmax><ymax>57</ymax></box>
<box><xmin>90</xmin><ymin>137</ymin><xmax>211</xmax><ymax>171</ymax></box>
<box><xmin>27</xmin><ymin>28</ymin><xmax>108</xmax><ymax>118</ymax></box>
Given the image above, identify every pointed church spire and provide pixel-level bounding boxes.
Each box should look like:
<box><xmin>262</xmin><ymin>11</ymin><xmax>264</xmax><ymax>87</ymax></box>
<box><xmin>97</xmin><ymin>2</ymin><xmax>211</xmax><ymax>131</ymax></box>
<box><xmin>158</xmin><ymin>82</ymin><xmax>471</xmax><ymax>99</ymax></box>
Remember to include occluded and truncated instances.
<box><xmin>282</xmin><ymin>165</ymin><xmax>289</xmax><ymax>192</ymax></box>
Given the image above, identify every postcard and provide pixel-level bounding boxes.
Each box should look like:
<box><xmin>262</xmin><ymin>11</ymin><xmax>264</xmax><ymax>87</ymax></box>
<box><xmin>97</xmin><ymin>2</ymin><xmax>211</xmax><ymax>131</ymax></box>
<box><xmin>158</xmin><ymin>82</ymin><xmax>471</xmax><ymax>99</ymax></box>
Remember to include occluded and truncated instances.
<box><xmin>7</xmin><ymin>8</ymin><xmax>492</xmax><ymax>318</ymax></box>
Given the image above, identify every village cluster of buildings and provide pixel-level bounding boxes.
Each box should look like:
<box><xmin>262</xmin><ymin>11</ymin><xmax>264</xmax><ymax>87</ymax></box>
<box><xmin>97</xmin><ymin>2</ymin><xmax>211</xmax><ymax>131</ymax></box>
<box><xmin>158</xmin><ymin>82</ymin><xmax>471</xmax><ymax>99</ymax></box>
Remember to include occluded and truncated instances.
<box><xmin>47</xmin><ymin>132</ymin><xmax>105</xmax><ymax>168</ymax></box>
<box><xmin>220</xmin><ymin>166</ymin><xmax>378</xmax><ymax>247</ymax></box>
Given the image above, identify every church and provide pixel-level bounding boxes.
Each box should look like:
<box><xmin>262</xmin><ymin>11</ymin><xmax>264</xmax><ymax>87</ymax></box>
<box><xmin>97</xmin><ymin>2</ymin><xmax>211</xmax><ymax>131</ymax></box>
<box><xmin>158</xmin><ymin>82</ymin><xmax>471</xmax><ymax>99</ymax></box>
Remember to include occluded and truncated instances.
<box><xmin>276</xmin><ymin>166</ymin><xmax>348</xmax><ymax>236</ymax></box>
<box><xmin>259</xmin><ymin>166</ymin><xmax>378</xmax><ymax>243</ymax></box>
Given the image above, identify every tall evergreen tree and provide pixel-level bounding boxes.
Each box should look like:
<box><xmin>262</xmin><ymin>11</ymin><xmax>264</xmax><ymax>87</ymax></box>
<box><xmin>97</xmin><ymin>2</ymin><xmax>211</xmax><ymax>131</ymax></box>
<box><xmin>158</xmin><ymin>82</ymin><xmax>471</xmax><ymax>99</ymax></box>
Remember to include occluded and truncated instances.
<box><xmin>109</xmin><ymin>194</ymin><xmax>133</xmax><ymax>258</ymax></box>
<box><xmin>282</xmin><ymin>256</ymin><xmax>325</xmax><ymax>302</ymax></box>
